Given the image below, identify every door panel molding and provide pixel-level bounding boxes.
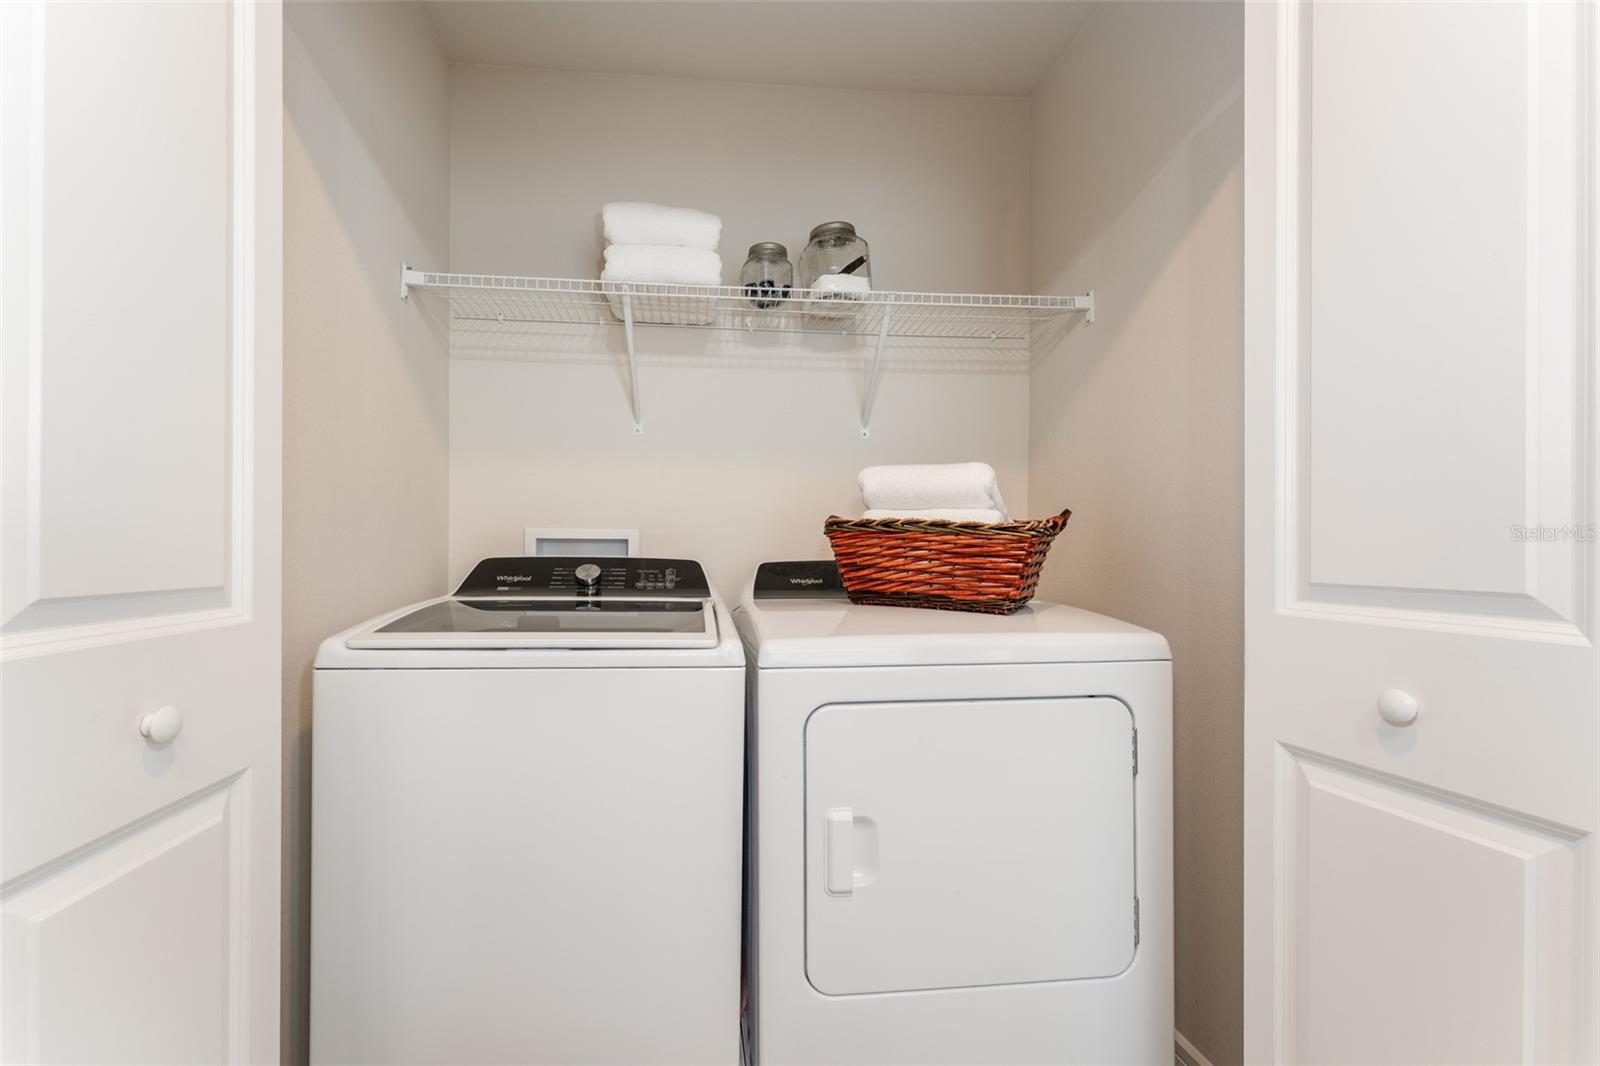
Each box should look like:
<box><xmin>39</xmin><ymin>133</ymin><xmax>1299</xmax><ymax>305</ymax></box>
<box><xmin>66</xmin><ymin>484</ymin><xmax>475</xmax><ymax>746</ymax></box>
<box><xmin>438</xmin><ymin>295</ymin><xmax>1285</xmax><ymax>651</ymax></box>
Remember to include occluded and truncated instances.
<box><xmin>1</xmin><ymin>772</ymin><xmax>253</xmax><ymax>1064</ymax></box>
<box><xmin>1272</xmin><ymin>745</ymin><xmax>1586</xmax><ymax>1064</ymax></box>
<box><xmin>1273</xmin><ymin>0</ymin><xmax>1597</xmax><ymax>644</ymax></box>
<box><xmin>0</xmin><ymin>0</ymin><xmax>259</xmax><ymax>659</ymax></box>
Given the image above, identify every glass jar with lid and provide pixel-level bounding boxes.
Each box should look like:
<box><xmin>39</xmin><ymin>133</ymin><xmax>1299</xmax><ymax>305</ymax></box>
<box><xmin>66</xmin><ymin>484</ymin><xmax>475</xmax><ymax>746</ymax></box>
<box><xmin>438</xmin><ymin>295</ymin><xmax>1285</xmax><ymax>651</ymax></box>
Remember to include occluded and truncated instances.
<box><xmin>797</xmin><ymin>221</ymin><xmax>871</xmax><ymax>290</ymax></box>
<box><xmin>740</xmin><ymin>242</ymin><xmax>793</xmax><ymax>309</ymax></box>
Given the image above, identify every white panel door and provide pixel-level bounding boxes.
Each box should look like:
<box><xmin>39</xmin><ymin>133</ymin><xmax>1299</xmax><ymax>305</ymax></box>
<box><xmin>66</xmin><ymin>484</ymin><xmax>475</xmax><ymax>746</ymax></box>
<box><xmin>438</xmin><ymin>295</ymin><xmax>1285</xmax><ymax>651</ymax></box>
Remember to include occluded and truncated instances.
<box><xmin>804</xmin><ymin>697</ymin><xmax>1135</xmax><ymax>996</ymax></box>
<box><xmin>0</xmin><ymin>2</ymin><xmax>282</xmax><ymax>1063</ymax></box>
<box><xmin>1244</xmin><ymin>2</ymin><xmax>1596</xmax><ymax>1063</ymax></box>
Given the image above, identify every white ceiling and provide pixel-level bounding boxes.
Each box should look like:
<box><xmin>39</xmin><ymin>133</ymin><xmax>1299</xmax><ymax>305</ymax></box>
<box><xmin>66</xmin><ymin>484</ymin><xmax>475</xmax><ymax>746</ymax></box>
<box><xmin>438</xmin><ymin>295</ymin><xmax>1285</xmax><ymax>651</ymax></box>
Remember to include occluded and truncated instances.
<box><xmin>422</xmin><ymin>2</ymin><xmax>1098</xmax><ymax>97</ymax></box>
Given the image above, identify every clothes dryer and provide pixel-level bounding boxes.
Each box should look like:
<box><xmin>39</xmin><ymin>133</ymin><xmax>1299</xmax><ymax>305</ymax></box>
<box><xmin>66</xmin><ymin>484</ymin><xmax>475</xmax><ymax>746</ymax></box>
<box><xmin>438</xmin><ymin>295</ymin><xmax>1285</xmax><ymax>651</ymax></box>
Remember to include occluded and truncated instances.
<box><xmin>736</xmin><ymin>566</ymin><xmax>1172</xmax><ymax>1064</ymax></box>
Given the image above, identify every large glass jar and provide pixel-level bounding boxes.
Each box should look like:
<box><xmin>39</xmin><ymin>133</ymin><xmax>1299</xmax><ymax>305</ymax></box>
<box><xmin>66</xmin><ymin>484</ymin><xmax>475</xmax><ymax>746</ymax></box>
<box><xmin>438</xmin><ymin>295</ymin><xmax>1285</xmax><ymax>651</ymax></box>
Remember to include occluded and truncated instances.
<box><xmin>740</xmin><ymin>242</ymin><xmax>793</xmax><ymax>309</ymax></box>
<box><xmin>797</xmin><ymin>221</ymin><xmax>871</xmax><ymax>290</ymax></box>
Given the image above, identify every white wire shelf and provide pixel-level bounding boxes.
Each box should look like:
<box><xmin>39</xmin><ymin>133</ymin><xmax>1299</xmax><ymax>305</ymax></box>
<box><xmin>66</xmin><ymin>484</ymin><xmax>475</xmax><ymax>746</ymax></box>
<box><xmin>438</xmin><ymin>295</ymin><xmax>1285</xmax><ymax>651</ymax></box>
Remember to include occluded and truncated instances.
<box><xmin>400</xmin><ymin>267</ymin><xmax>1094</xmax><ymax>435</ymax></box>
<box><xmin>401</xmin><ymin>269</ymin><xmax>1093</xmax><ymax>340</ymax></box>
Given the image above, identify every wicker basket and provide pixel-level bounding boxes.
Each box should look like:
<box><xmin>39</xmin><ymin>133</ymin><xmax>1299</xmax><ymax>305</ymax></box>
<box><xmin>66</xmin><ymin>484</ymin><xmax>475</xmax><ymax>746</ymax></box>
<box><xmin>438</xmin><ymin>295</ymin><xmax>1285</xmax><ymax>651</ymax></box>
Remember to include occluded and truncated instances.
<box><xmin>823</xmin><ymin>509</ymin><xmax>1070</xmax><ymax>614</ymax></box>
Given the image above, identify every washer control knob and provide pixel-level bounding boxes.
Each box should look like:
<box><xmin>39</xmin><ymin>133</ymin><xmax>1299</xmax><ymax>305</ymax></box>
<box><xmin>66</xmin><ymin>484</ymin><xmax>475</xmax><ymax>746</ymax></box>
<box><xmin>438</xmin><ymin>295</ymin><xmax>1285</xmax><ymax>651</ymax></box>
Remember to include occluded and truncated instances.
<box><xmin>574</xmin><ymin>563</ymin><xmax>603</xmax><ymax>586</ymax></box>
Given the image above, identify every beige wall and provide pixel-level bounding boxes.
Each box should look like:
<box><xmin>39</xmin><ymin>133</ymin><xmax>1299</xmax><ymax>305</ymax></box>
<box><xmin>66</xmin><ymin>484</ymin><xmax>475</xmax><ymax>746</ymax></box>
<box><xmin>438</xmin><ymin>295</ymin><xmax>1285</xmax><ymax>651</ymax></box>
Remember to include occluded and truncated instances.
<box><xmin>1029</xmin><ymin>4</ymin><xmax>1245</xmax><ymax>1063</ymax></box>
<box><xmin>282</xmin><ymin>3</ymin><xmax>450</xmax><ymax>1061</ymax></box>
<box><xmin>447</xmin><ymin>65</ymin><xmax>1032</xmax><ymax>595</ymax></box>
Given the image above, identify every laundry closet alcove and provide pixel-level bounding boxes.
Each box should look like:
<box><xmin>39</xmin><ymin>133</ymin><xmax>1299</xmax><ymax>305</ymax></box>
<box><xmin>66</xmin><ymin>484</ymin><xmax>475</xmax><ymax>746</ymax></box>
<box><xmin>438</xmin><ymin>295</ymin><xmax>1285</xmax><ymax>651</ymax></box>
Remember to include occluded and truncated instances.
<box><xmin>281</xmin><ymin>4</ymin><xmax>1246</xmax><ymax>1063</ymax></box>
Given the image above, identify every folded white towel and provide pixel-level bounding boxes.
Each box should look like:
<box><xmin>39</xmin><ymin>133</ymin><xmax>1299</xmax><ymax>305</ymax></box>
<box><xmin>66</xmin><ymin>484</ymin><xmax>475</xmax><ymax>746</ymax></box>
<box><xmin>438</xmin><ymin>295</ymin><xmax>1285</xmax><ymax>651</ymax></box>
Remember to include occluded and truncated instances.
<box><xmin>812</xmin><ymin>273</ymin><xmax>872</xmax><ymax>296</ymax></box>
<box><xmin>864</xmin><ymin>508</ymin><xmax>1008</xmax><ymax>523</ymax></box>
<box><xmin>859</xmin><ymin>462</ymin><xmax>1009</xmax><ymax>517</ymax></box>
<box><xmin>603</xmin><ymin>202</ymin><xmax>722</xmax><ymax>251</ymax></box>
<box><xmin>602</xmin><ymin>245</ymin><xmax>722</xmax><ymax>325</ymax></box>
<box><xmin>806</xmin><ymin>273</ymin><xmax>872</xmax><ymax>320</ymax></box>
<box><xmin>601</xmin><ymin>244</ymin><xmax>722</xmax><ymax>286</ymax></box>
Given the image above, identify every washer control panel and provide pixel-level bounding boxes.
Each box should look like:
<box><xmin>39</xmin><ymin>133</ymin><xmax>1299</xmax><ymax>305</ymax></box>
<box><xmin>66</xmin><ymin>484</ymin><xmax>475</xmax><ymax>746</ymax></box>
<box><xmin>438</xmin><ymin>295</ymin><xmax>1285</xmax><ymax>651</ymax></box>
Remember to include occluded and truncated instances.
<box><xmin>455</xmin><ymin>557</ymin><xmax>710</xmax><ymax>598</ymax></box>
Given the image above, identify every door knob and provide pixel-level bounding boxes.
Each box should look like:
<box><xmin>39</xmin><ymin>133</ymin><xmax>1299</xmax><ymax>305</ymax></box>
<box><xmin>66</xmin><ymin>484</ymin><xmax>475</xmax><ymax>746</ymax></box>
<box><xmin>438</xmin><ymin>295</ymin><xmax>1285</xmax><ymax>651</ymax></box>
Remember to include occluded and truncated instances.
<box><xmin>138</xmin><ymin>705</ymin><xmax>183</xmax><ymax>745</ymax></box>
<box><xmin>1376</xmin><ymin>689</ymin><xmax>1419</xmax><ymax>727</ymax></box>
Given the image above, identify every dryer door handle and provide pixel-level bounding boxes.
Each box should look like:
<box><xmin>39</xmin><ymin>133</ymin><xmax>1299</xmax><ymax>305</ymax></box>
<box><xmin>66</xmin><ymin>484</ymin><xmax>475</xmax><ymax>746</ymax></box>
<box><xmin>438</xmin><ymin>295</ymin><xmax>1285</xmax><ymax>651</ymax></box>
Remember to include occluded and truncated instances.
<box><xmin>824</xmin><ymin>808</ymin><xmax>879</xmax><ymax>896</ymax></box>
<box><xmin>825</xmin><ymin>808</ymin><xmax>855</xmax><ymax>896</ymax></box>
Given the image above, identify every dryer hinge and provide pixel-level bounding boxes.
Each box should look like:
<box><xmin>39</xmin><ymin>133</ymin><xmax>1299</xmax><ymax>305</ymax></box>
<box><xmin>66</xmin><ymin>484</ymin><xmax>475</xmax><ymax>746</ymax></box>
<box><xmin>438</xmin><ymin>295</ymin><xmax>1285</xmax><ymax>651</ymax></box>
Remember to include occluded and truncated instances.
<box><xmin>1134</xmin><ymin>896</ymin><xmax>1142</xmax><ymax>946</ymax></box>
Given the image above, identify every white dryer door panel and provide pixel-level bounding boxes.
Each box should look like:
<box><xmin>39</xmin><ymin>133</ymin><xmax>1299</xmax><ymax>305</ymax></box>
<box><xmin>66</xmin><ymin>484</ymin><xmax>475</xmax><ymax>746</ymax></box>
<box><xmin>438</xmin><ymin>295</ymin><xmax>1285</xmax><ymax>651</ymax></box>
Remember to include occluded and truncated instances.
<box><xmin>804</xmin><ymin>696</ymin><xmax>1136</xmax><ymax>996</ymax></box>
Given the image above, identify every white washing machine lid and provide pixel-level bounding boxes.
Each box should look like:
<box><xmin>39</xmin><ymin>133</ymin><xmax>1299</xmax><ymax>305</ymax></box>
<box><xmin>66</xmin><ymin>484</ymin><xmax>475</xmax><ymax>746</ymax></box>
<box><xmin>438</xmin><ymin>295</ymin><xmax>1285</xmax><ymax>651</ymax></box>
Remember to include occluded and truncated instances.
<box><xmin>316</xmin><ymin>594</ymin><xmax>744</xmax><ymax>668</ymax></box>
<box><xmin>345</xmin><ymin>594</ymin><xmax>720</xmax><ymax>650</ymax></box>
<box><xmin>736</xmin><ymin>579</ymin><xmax>1170</xmax><ymax>669</ymax></box>
<box><xmin>315</xmin><ymin>557</ymin><xmax>744</xmax><ymax>668</ymax></box>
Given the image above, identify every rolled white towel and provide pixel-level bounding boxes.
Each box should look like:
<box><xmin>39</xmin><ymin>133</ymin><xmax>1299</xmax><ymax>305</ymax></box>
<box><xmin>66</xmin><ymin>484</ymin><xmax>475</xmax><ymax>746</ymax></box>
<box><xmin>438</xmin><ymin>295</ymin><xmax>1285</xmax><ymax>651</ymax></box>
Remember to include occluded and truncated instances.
<box><xmin>859</xmin><ymin>462</ymin><xmax>1009</xmax><ymax>517</ymax></box>
<box><xmin>601</xmin><ymin>244</ymin><xmax>722</xmax><ymax>286</ymax></box>
<box><xmin>602</xmin><ymin>202</ymin><xmax>722</xmax><ymax>251</ymax></box>
<box><xmin>864</xmin><ymin>508</ymin><xmax>1008</xmax><ymax>523</ymax></box>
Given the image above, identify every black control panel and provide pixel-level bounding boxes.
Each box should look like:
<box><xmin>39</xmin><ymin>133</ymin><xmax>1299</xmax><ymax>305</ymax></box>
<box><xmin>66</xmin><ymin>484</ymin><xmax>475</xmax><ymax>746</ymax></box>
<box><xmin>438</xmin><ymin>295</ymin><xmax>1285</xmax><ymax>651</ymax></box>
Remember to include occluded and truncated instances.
<box><xmin>455</xmin><ymin>557</ymin><xmax>711</xmax><ymax>597</ymax></box>
<box><xmin>753</xmin><ymin>560</ymin><xmax>845</xmax><ymax>599</ymax></box>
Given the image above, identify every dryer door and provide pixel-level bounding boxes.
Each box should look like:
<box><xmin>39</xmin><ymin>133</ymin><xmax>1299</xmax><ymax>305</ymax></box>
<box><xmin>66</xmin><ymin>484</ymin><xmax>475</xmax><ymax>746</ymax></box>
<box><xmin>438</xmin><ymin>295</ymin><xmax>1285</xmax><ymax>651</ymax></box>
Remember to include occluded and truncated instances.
<box><xmin>804</xmin><ymin>696</ymin><xmax>1136</xmax><ymax>996</ymax></box>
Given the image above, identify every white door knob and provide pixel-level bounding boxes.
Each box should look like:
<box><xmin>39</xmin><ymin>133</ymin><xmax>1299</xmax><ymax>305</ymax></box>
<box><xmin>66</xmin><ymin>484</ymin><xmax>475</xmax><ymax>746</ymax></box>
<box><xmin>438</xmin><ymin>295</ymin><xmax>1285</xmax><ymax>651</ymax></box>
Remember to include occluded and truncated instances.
<box><xmin>138</xmin><ymin>705</ymin><xmax>183</xmax><ymax>745</ymax></box>
<box><xmin>1376</xmin><ymin>689</ymin><xmax>1419</xmax><ymax>727</ymax></box>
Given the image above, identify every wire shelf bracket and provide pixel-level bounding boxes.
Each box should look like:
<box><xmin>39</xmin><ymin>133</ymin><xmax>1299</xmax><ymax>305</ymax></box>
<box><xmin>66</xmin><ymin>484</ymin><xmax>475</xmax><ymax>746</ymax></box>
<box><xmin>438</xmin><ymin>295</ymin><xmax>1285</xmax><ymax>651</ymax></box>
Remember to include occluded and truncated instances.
<box><xmin>858</xmin><ymin>305</ymin><xmax>895</xmax><ymax>438</ymax></box>
<box><xmin>400</xmin><ymin>266</ymin><xmax>1095</xmax><ymax>437</ymax></box>
<box><xmin>620</xmin><ymin>291</ymin><xmax>644</xmax><ymax>434</ymax></box>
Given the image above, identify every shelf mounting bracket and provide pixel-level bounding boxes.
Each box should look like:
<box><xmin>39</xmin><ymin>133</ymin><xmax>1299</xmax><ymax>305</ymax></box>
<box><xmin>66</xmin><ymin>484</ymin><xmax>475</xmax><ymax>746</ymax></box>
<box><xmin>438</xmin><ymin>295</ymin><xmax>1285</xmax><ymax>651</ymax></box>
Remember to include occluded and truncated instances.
<box><xmin>621</xmin><ymin>291</ymin><xmax>644</xmax><ymax>435</ymax></box>
<box><xmin>399</xmin><ymin>263</ymin><xmax>434</xmax><ymax>302</ymax></box>
<box><xmin>858</xmin><ymin>306</ymin><xmax>895</xmax><ymax>438</ymax></box>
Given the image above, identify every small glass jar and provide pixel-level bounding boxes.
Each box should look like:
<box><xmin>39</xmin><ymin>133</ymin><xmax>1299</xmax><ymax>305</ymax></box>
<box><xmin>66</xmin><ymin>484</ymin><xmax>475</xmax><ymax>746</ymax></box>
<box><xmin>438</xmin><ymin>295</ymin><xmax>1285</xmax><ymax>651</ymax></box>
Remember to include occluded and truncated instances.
<box><xmin>741</xmin><ymin>242</ymin><xmax>793</xmax><ymax>309</ymax></box>
<box><xmin>797</xmin><ymin>221</ymin><xmax>871</xmax><ymax>290</ymax></box>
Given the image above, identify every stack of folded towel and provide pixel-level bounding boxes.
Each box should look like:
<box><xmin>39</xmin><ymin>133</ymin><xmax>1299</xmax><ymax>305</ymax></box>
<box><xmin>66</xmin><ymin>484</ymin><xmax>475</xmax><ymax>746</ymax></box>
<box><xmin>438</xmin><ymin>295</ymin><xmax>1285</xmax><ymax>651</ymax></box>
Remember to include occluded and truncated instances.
<box><xmin>600</xmin><ymin>202</ymin><xmax>723</xmax><ymax>286</ymax></box>
<box><xmin>601</xmin><ymin>202</ymin><xmax>723</xmax><ymax>325</ymax></box>
<box><xmin>858</xmin><ymin>462</ymin><xmax>1010</xmax><ymax>523</ymax></box>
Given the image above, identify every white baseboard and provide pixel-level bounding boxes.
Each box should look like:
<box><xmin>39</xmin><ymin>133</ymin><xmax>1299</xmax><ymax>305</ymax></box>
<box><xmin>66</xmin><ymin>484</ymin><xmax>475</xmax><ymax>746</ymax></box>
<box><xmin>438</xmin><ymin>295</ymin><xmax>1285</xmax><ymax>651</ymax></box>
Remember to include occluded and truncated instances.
<box><xmin>1174</xmin><ymin>1030</ymin><xmax>1215</xmax><ymax>1066</ymax></box>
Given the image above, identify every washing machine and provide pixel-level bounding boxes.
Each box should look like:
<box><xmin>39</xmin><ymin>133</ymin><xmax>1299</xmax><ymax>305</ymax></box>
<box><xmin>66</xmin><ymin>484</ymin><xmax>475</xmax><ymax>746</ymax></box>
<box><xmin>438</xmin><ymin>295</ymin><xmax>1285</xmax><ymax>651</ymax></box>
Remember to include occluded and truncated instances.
<box><xmin>735</xmin><ymin>563</ymin><xmax>1173</xmax><ymax>1065</ymax></box>
<box><xmin>310</xmin><ymin>557</ymin><xmax>744</xmax><ymax>1065</ymax></box>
